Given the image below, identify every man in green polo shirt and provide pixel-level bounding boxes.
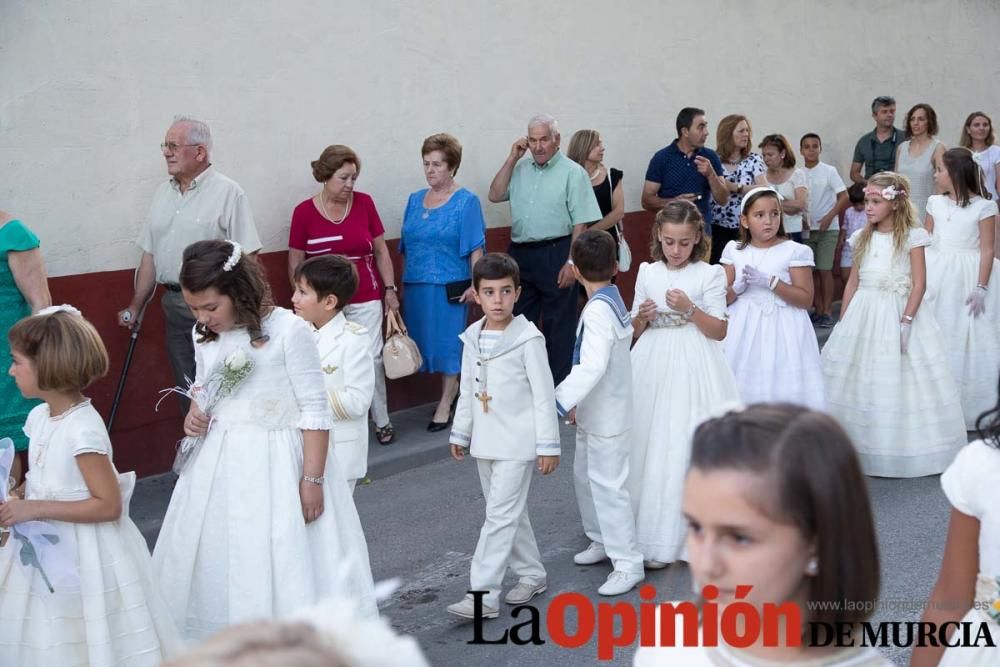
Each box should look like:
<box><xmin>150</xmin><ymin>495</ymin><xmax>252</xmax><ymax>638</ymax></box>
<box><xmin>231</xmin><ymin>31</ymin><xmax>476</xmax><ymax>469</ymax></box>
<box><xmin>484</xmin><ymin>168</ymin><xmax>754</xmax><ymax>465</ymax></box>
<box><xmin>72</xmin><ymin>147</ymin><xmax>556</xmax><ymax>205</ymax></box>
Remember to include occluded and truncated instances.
<box><xmin>488</xmin><ymin>114</ymin><xmax>602</xmax><ymax>383</ymax></box>
<box><xmin>850</xmin><ymin>96</ymin><xmax>906</xmax><ymax>183</ymax></box>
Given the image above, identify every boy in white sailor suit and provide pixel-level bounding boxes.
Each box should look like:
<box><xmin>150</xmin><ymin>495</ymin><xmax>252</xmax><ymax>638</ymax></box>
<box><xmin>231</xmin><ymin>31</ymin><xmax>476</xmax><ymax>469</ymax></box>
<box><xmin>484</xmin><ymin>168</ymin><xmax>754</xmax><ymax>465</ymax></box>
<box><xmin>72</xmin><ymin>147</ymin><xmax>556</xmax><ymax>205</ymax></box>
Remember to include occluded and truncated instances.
<box><xmin>292</xmin><ymin>255</ymin><xmax>374</xmax><ymax>492</ymax></box>
<box><xmin>446</xmin><ymin>253</ymin><xmax>561</xmax><ymax>620</ymax></box>
<box><xmin>555</xmin><ymin>230</ymin><xmax>644</xmax><ymax>596</ymax></box>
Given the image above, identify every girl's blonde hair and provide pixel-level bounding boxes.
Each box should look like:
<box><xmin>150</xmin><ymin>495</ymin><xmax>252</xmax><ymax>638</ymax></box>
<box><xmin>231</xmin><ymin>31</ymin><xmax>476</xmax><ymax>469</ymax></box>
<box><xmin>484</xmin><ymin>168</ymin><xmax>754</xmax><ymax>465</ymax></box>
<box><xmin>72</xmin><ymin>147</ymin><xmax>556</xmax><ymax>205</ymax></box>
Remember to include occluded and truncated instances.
<box><xmin>851</xmin><ymin>172</ymin><xmax>917</xmax><ymax>264</ymax></box>
<box><xmin>8</xmin><ymin>309</ymin><xmax>109</xmax><ymax>392</ymax></box>
<box><xmin>650</xmin><ymin>200</ymin><xmax>708</xmax><ymax>263</ymax></box>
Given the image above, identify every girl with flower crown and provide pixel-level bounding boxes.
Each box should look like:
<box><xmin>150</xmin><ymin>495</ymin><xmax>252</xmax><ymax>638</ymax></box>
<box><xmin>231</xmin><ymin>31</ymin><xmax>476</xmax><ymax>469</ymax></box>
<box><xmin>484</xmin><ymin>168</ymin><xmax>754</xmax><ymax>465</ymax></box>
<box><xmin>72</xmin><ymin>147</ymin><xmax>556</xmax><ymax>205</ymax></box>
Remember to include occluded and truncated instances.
<box><xmin>152</xmin><ymin>240</ymin><xmax>376</xmax><ymax>641</ymax></box>
<box><xmin>0</xmin><ymin>305</ymin><xmax>180</xmax><ymax>665</ymax></box>
<box><xmin>821</xmin><ymin>172</ymin><xmax>967</xmax><ymax>478</ymax></box>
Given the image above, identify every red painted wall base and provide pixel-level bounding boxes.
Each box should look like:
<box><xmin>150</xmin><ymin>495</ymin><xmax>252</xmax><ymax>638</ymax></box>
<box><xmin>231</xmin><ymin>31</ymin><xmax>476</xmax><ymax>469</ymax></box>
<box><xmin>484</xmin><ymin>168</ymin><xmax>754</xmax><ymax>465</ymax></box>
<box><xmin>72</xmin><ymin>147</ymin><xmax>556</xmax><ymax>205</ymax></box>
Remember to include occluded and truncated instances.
<box><xmin>52</xmin><ymin>211</ymin><xmax>657</xmax><ymax>477</ymax></box>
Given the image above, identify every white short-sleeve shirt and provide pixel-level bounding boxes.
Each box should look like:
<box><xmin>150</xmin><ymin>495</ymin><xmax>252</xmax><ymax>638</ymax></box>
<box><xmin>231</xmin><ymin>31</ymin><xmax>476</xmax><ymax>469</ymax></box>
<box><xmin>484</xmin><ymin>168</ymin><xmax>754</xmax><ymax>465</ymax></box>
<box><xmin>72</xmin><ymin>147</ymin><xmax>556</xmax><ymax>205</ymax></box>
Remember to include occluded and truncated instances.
<box><xmin>137</xmin><ymin>166</ymin><xmax>263</xmax><ymax>284</ymax></box>
<box><xmin>804</xmin><ymin>162</ymin><xmax>847</xmax><ymax>231</ymax></box>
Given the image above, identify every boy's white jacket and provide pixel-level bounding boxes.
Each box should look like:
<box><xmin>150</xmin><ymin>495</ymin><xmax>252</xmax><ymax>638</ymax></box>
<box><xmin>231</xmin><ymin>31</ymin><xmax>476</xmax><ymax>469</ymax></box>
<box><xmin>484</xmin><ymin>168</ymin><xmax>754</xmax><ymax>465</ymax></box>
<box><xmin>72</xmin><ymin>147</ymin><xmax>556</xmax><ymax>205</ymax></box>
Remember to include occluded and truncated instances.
<box><xmin>555</xmin><ymin>286</ymin><xmax>633</xmax><ymax>437</ymax></box>
<box><xmin>315</xmin><ymin>312</ymin><xmax>374</xmax><ymax>481</ymax></box>
<box><xmin>450</xmin><ymin>314</ymin><xmax>560</xmax><ymax>460</ymax></box>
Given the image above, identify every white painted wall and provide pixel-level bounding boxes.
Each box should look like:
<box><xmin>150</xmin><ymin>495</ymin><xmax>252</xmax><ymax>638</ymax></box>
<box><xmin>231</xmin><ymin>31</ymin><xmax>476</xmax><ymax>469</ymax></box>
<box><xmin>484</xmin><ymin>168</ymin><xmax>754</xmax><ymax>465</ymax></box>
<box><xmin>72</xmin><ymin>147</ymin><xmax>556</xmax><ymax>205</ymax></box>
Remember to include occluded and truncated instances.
<box><xmin>2</xmin><ymin>0</ymin><xmax>998</xmax><ymax>276</ymax></box>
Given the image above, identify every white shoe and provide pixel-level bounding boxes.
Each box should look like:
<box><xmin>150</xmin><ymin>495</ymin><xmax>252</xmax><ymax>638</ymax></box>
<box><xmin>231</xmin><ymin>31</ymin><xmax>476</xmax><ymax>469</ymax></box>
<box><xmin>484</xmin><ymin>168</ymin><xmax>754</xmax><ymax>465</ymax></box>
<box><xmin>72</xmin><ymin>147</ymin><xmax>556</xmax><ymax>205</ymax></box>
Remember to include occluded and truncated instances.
<box><xmin>573</xmin><ymin>542</ymin><xmax>609</xmax><ymax>565</ymax></box>
<box><xmin>504</xmin><ymin>581</ymin><xmax>547</xmax><ymax>605</ymax></box>
<box><xmin>598</xmin><ymin>570</ymin><xmax>645</xmax><ymax>596</ymax></box>
<box><xmin>643</xmin><ymin>559</ymin><xmax>669</xmax><ymax>570</ymax></box>
<box><xmin>447</xmin><ymin>595</ymin><xmax>498</xmax><ymax>619</ymax></box>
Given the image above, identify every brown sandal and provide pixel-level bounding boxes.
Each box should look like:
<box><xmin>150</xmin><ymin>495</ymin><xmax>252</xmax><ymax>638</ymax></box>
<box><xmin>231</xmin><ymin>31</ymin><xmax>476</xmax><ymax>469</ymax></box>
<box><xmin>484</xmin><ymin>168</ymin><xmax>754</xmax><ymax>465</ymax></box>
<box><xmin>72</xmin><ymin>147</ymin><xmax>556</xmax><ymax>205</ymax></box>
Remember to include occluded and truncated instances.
<box><xmin>375</xmin><ymin>423</ymin><xmax>395</xmax><ymax>446</ymax></box>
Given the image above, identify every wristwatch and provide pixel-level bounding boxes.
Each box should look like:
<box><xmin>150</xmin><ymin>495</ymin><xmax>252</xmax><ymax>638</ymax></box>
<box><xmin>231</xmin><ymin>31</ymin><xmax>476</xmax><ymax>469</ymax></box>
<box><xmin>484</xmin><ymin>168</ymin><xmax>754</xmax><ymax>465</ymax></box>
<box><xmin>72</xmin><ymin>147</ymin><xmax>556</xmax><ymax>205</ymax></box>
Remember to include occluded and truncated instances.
<box><xmin>384</xmin><ymin>284</ymin><xmax>398</xmax><ymax>293</ymax></box>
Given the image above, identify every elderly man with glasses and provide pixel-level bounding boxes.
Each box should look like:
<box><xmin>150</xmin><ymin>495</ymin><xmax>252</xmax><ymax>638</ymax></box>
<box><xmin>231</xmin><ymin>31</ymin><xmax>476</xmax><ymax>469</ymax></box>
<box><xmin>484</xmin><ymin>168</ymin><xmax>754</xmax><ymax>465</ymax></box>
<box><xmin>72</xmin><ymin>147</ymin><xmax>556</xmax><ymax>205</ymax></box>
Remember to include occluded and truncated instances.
<box><xmin>850</xmin><ymin>96</ymin><xmax>906</xmax><ymax>183</ymax></box>
<box><xmin>118</xmin><ymin>116</ymin><xmax>262</xmax><ymax>408</ymax></box>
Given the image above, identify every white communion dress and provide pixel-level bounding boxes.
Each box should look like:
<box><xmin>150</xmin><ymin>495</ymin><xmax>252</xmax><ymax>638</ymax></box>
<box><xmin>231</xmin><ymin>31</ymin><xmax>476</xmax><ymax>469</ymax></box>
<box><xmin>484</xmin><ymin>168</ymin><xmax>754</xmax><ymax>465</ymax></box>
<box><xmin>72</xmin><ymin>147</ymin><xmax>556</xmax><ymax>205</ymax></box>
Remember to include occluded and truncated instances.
<box><xmin>627</xmin><ymin>260</ymin><xmax>742</xmax><ymax>564</ymax></box>
<box><xmin>721</xmin><ymin>239</ymin><xmax>825</xmax><ymax>410</ymax></box>
<box><xmin>822</xmin><ymin>228</ymin><xmax>967</xmax><ymax>477</ymax></box>
<box><xmin>0</xmin><ymin>401</ymin><xmax>181</xmax><ymax>666</ymax></box>
<box><xmin>938</xmin><ymin>439</ymin><xmax>1000</xmax><ymax>666</ymax></box>
<box><xmin>925</xmin><ymin>195</ymin><xmax>1000</xmax><ymax>429</ymax></box>
<box><xmin>152</xmin><ymin>308</ymin><xmax>377</xmax><ymax>641</ymax></box>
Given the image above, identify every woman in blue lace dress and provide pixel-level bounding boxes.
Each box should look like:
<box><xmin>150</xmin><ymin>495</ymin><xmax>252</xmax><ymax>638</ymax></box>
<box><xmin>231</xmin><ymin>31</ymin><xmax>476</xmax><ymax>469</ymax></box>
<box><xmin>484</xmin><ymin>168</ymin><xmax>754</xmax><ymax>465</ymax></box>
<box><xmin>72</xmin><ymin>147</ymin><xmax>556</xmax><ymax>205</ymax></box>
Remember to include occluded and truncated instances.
<box><xmin>399</xmin><ymin>134</ymin><xmax>486</xmax><ymax>431</ymax></box>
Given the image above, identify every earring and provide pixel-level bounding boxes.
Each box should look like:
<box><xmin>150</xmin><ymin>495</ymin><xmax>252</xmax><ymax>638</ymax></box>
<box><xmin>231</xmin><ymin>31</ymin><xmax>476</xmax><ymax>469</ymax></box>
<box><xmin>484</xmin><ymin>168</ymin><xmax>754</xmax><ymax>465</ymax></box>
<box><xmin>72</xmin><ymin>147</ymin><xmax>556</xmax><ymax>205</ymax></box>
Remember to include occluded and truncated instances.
<box><xmin>806</xmin><ymin>558</ymin><xmax>819</xmax><ymax>576</ymax></box>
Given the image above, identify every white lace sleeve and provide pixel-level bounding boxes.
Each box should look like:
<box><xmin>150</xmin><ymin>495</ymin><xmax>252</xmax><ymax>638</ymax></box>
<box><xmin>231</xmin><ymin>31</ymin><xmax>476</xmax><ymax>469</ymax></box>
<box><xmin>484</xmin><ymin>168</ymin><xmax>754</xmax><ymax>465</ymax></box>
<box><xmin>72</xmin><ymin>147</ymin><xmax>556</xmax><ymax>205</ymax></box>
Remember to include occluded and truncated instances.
<box><xmin>941</xmin><ymin>442</ymin><xmax>988</xmax><ymax>518</ymax></box>
<box><xmin>21</xmin><ymin>404</ymin><xmax>48</xmax><ymax>440</ymax></box>
<box><xmin>72</xmin><ymin>430</ymin><xmax>111</xmax><ymax>457</ymax></box>
<box><xmin>909</xmin><ymin>227</ymin><xmax>932</xmax><ymax>248</ymax></box>
<box><xmin>282</xmin><ymin>313</ymin><xmax>334</xmax><ymax>431</ymax></box>
<box><xmin>701</xmin><ymin>264</ymin><xmax>728</xmax><ymax>319</ymax></box>
<box><xmin>789</xmin><ymin>242</ymin><xmax>816</xmax><ymax>268</ymax></box>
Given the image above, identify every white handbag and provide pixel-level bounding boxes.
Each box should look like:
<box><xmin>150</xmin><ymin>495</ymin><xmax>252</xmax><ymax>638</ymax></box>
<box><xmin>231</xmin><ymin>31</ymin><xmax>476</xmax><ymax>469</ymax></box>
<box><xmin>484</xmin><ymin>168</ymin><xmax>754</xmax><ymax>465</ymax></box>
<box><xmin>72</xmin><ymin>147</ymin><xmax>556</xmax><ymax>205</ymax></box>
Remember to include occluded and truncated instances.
<box><xmin>382</xmin><ymin>309</ymin><xmax>423</xmax><ymax>379</ymax></box>
<box><xmin>607</xmin><ymin>170</ymin><xmax>632</xmax><ymax>272</ymax></box>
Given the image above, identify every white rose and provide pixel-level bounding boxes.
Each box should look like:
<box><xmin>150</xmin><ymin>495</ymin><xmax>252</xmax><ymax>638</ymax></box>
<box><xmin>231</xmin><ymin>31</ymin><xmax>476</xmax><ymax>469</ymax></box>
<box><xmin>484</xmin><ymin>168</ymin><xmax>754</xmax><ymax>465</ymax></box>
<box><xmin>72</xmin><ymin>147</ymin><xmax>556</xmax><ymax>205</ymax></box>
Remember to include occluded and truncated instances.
<box><xmin>225</xmin><ymin>348</ymin><xmax>249</xmax><ymax>371</ymax></box>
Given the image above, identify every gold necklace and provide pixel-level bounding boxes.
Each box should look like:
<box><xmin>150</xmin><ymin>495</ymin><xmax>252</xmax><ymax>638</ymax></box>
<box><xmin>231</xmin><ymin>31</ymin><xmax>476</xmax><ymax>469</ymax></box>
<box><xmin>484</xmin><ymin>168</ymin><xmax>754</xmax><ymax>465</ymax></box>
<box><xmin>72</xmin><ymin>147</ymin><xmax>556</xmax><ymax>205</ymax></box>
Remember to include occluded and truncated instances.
<box><xmin>320</xmin><ymin>189</ymin><xmax>351</xmax><ymax>225</ymax></box>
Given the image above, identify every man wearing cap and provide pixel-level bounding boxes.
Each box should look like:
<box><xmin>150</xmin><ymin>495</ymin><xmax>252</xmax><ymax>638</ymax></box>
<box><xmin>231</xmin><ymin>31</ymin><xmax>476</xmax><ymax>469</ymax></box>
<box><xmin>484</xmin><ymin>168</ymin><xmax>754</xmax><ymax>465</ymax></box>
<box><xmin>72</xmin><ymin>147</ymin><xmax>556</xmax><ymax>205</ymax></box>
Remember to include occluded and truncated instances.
<box><xmin>118</xmin><ymin>116</ymin><xmax>262</xmax><ymax>405</ymax></box>
<box><xmin>488</xmin><ymin>113</ymin><xmax>602</xmax><ymax>384</ymax></box>
<box><xmin>850</xmin><ymin>96</ymin><xmax>906</xmax><ymax>183</ymax></box>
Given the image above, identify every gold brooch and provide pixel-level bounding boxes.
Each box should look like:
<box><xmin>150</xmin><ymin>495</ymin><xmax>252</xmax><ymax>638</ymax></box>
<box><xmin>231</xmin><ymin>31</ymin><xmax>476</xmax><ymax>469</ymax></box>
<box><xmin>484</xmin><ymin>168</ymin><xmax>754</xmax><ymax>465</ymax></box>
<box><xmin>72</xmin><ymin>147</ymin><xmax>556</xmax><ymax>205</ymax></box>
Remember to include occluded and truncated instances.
<box><xmin>322</xmin><ymin>365</ymin><xmax>338</xmax><ymax>374</ymax></box>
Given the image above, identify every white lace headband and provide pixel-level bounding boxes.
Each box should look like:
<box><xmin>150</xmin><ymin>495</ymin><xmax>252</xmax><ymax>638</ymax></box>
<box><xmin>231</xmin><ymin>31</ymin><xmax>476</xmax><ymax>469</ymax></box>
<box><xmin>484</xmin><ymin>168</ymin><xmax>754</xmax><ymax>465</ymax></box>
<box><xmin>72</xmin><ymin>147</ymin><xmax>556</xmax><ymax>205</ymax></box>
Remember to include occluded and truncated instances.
<box><xmin>740</xmin><ymin>186</ymin><xmax>783</xmax><ymax>214</ymax></box>
<box><xmin>222</xmin><ymin>241</ymin><xmax>242</xmax><ymax>272</ymax></box>
<box><xmin>36</xmin><ymin>304</ymin><xmax>82</xmax><ymax>317</ymax></box>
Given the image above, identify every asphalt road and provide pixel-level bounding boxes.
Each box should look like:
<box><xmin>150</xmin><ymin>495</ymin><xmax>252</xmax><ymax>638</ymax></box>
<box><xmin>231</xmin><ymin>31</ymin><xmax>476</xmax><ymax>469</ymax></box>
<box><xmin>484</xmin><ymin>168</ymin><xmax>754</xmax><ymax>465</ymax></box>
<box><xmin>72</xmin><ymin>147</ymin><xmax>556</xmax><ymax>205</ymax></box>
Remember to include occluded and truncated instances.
<box><xmin>353</xmin><ymin>420</ymin><xmax>951</xmax><ymax>666</ymax></box>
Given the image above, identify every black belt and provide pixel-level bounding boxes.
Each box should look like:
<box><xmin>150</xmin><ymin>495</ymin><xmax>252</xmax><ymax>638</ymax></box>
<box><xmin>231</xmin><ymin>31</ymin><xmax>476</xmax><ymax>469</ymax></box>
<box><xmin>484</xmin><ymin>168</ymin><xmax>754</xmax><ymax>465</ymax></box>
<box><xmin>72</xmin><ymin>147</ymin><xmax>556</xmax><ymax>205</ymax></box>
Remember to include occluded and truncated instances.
<box><xmin>510</xmin><ymin>235</ymin><xmax>571</xmax><ymax>249</ymax></box>
<box><xmin>162</xmin><ymin>283</ymin><xmax>182</xmax><ymax>292</ymax></box>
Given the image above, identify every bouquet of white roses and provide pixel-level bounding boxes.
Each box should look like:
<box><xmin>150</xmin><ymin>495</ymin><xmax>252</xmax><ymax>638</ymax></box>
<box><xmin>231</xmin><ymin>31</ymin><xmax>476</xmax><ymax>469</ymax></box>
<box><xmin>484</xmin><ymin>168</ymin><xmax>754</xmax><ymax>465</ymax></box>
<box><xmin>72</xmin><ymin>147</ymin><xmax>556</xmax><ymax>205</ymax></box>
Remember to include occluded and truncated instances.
<box><xmin>159</xmin><ymin>347</ymin><xmax>255</xmax><ymax>475</ymax></box>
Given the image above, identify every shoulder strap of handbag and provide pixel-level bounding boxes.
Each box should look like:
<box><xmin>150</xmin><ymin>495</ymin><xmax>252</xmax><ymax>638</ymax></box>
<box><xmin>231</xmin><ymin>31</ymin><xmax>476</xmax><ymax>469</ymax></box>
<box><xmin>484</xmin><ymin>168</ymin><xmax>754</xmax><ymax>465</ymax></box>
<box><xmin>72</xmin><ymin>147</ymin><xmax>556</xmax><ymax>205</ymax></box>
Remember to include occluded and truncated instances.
<box><xmin>607</xmin><ymin>167</ymin><xmax>624</xmax><ymax>239</ymax></box>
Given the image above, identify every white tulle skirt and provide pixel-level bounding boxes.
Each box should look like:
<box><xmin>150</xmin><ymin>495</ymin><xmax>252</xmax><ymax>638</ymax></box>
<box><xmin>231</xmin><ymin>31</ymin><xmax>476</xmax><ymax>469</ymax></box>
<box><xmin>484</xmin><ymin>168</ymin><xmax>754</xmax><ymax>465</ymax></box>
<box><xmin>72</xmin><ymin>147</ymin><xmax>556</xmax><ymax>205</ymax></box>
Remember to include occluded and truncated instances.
<box><xmin>0</xmin><ymin>474</ymin><xmax>181</xmax><ymax>666</ymax></box>
<box><xmin>628</xmin><ymin>325</ymin><xmax>742</xmax><ymax>563</ymax></box>
<box><xmin>926</xmin><ymin>248</ymin><xmax>1000</xmax><ymax>429</ymax></box>
<box><xmin>724</xmin><ymin>293</ymin><xmax>826</xmax><ymax>410</ymax></box>
<box><xmin>152</xmin><ymin>422</ymin><xmax>377</xmax><ymax>641</ymax></box>
<box><xmin>822</xmin><ymin>285</ymin><xmax>967</xmax><ymax>477</ymax></box>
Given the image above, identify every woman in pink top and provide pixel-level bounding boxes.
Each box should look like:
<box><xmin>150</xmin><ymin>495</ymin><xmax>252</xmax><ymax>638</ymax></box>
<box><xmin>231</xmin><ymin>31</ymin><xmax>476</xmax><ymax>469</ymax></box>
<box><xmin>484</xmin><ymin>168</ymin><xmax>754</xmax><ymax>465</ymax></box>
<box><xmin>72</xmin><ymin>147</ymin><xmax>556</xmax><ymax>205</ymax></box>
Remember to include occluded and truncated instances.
<box><xmin>288</xmin><ymin>145</ymin><xmax>400</xmax><ymax>445</ymax></box>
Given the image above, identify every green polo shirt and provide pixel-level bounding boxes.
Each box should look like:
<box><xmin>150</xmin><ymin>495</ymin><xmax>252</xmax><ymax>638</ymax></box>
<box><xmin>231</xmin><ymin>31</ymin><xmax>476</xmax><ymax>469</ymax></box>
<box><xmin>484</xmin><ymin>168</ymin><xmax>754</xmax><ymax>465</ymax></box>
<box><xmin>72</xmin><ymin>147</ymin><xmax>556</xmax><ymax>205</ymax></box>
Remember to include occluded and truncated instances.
<box><xmin>852</xmin><ymin>127</ymin><xmax>905</xmax><ymax>178</ymax></box>
<box><xmin>502</xmin><ymin>151</ymin><xmax>602</xmax><ymax>243</ymax></box>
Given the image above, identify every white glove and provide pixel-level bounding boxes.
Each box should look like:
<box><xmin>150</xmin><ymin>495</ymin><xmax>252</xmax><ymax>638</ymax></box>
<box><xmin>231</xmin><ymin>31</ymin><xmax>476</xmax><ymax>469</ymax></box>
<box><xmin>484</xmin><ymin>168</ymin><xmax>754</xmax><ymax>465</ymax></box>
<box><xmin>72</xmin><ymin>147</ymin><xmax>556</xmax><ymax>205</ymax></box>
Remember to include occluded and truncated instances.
<box><xmin>966</xmin><ymin>286</ymin><xmax>988</xmax><ymax>317</ymax></box>
<box><xmin>742</xmin><ymin>265</ymin><xmax>773</xmax><ymax>289</ymax></box>
<box><xmin>731</xmin><ymin>277</ymin><xmax>748</xmax><ymax>295</ymax></box>
<box><xmin>900</xmin><ymin>322</ymin><xmax>911</xmax><ymax>355</ymax></box>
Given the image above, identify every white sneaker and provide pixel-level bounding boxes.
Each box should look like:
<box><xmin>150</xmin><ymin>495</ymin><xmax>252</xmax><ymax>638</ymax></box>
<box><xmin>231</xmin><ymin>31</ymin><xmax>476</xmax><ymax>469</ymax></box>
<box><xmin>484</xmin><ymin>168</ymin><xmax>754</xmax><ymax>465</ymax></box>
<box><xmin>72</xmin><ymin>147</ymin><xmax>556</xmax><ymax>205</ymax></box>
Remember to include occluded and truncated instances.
<box><xmin>504</xmin><ymin>581</ymin><xmax>547</xmax><ymax>605</ymax></box>
<box><xmin>447</xmin><ymin>595</ymin><xmax>498</xmax><ymax>619</ymax></box>
<box><xmin>573</xmin><ymin>542</ymin><xmax>609</xmax><ymax>565</ymax></box>
<box><xmin>643</xmin><ymin>559</ymin><xmax>669</xmax><ymax>570</ymax></box>
<box><xmin>598</xmin><ymin>570</ymin><xmax>645</xmax><ymax>596</ymax></box>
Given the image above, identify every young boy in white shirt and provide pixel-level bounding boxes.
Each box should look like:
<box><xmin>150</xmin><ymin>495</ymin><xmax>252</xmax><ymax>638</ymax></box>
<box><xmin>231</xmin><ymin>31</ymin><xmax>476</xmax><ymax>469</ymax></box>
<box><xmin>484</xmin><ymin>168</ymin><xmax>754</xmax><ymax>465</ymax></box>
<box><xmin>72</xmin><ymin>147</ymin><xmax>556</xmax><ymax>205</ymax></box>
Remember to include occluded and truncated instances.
<box><xmin>292</xmin><ymin>255</ymin><xmax>374</xmax><ymax>492</ymax></box>
<box><xmin>801</xmin><ymin>133</ymin><xmax>848</xmax><ymax>328</ymax></box>
<box><xmin>447</xmin><ymin>253</ymin><xmax>560</xmax><ymax>619</ymax></box>
<box><xmin>555</xmin><ymin>230</ymin><xmax>644</xmax><ymax>596</ymax></box>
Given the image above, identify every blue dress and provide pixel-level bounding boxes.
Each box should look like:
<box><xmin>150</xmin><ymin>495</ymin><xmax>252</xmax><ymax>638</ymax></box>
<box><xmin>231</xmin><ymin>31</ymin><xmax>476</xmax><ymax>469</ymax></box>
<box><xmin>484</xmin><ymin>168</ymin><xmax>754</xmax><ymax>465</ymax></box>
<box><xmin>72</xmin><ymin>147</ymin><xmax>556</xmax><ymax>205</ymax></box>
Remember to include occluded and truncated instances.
<box><xmin>399</xmin><ymin>188</ymin><xmax>486</xmax><ymax>374</ymax></box>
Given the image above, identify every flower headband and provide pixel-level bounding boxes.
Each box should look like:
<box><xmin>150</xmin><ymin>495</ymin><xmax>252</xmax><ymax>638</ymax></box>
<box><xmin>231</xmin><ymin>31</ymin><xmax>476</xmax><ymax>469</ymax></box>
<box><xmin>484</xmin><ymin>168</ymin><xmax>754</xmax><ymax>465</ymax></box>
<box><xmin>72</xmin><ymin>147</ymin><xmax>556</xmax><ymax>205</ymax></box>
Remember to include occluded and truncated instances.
<box><xmin>222</xmin><ymin>241</ymin><xmax>242</xmax><ymax>272</ymax></box>
<box><xmin>37</xmin><ymin>304</ymin><xmax>82</xmax><ymax>317</ymax></box>
<box><xmin>865</xmin><ymin>185</ymin><xmax>906</xmax><ymax>201</ymax></box>
<box><xmin>740</xmin><ymin>186</ymin><xmax>784</xmax><ymax>214</ymax></box>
